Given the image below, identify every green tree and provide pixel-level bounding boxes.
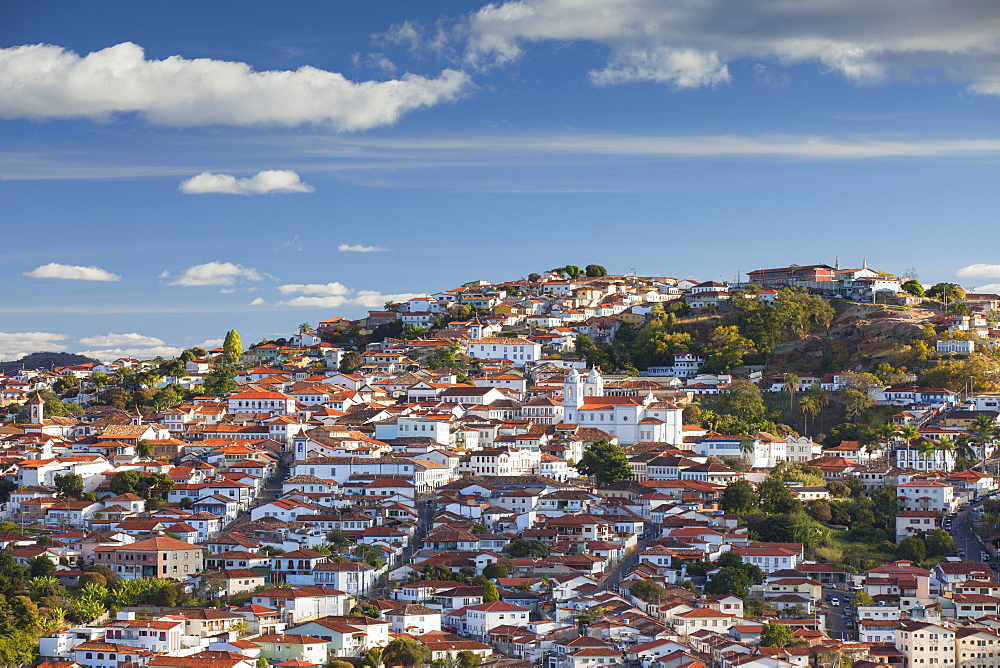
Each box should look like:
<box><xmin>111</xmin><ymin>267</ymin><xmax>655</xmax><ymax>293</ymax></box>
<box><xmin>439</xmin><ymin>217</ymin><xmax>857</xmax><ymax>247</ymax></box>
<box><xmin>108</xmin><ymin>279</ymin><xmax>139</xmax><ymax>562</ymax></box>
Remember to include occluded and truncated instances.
<box><xmin>585</xmin><ymin>264</ymin><xmax>608</xmax><ymax>277</ymax></box>
<box><xmin>77</xmin><ymin>572</ymin><xmax>107</xmax><ymax>589</ymax></box>
<box><xmin>257</xmin><ymin>657</ymin><xmax>270</xmax><ymax>668</ymax></box>
<box><xmin>852</xmin><ymin>590</ymin><xmax>875</xmax><ymax>607</ymax></box>
<box><xmin>482</xmin><ymin>580</ymin><xmax>500</xmax><ymax>602</ymax></box>
<box><xmin>109</xmin><ymin>470</ymin><xmax>143</xmax><ymax>496</ymax></box>
<box><xmin>482</xmin><ymin>562</ymin><xmax>509</xmax><ymax>580</ymax></box>
<box><xmin>27</xmin><ymin>556</ymin><xmax>55</xmax><ymax>579</ymax></box>
<box><xmin>504</xmin><ymin>539</ymin><xmax>549</xmax><ymax>558</ymax></box>
<box><xmin>561</xmin><ymin>265</ymin><xmax>583</xmax><ymax>279</ymax></box>
<box><xmin>901</xmin><ymin>280</ymin><xmax>925</xmax><ymax>297</ymax></box>
<box><xmin>223</xmin><ymin>329</ymin><xmax>243</xmax><ymax>364</ymax></box>
<box><xmin>457</xmin><ymin>651</ymin><xmax>482</xmax><ymax>668</ymax></box>
<box><xmin>629</xmin><ymin>579</ymin><xmax>669</xmax><ymax>602</ymax></box>
<box><xmin>704</xmin><ymin>325</ymin><xmax>756</xmax><ymax>373</ymax></box>
<box><xmin>383</xmin><ymin>636</ymin><xmax>430</xmax><ymax>667</ymax></box>
<box><xmin>136</xmin><ymin>439</ymin><xmax>155</xmax><ymax>458</ymax></box>
<box><xmin>574</xmin><ymin>336</ymin><xmax>607</xmax><ymax>370</ymax></box>
<box><xmin>897</xmin><ymin>536</ymin><xmax>927</xmax><ymax>562</ymax></box>
<box><xmin>759</xmin><ymin>622</ymin><xmax>796</xmax><ymax>648</ymax></box>
<box><xmin>575</xmin><ymin>439</ymin><xmax>632</xmax><ymax>485</ymax></box>
<box><xmin>927</xmin><ymin>282</ymin><xmax>965</xmax><ymax>306</ymax></box>
<box><xmin>54</xmin><ymin>472</ymin><xmax>84</xmax><ymax>500</ymax></box>
<box><xmin>340</xmin><ymin>351</ymin><xmax>364</xmax><ymax>374</ymax></box>
<box><xmin>756</xmin><ymin>478</ymin><xmax>797</xmax><ymax>514</ymax></box>
<box><xmin>204</xmin><ymin>363</ymin><xmax>237</xmax><ymax>396</ymax></box>
<box><xmin>926</xmin><ymin>528</ymin><xmax>957</xmax><ymax>557</ymax></box>
<box><xmin>720</xmin><ymin>480</ymin><xmax>758</xmax><ymax>514</ymax></box>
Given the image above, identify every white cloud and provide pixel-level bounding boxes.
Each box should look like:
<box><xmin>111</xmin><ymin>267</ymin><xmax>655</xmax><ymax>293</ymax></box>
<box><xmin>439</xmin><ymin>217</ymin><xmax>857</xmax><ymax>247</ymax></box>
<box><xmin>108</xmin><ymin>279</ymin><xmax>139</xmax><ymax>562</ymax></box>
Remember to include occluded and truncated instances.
<box><xmin>249</xmin><ymin>298</ymin><xmax>266</xmax><ymax>306</ymax></box>
<box><xmin>590</xmin><ymin>48</ymin><xmax>730</xmax><ymax>88</ymax></box>
<box><xmin>338</xmin><ymin>244</ymin><xmax>390</xmax><ymax>252</ymax></box>
<box><xmin>415</xmin><ymin>0</ymin><xmax>1000</xmax><ymax>95</ymax></box>
<box><xmin>972</xmin><ymin>283</ymin><xmax>1000</xmax><ymax>294</ymax></box>
<box><xmin>277</xmin><ymin>282</ymin><xmax>351</xmax><ymax>296</ymax></box>
<box><xmin>24</xmin><ymin>262</ymin><xmax>120</xmax><ymax>281</ymax></box>
<box><xmin>957</xmin><ymin>264</ymin><xmax>1000</xmax><ymax>279</ymax></box>
<box><xmin>198</xmin><ymin>338</ymin><xmax>225</xmax><ymax>349</ymax></box>
<box><xmin>275</xmin><ymin>283</ymin><xmax>424</xmax><ymax>308</ymax></box>
<box><xmin>0</xmin><ymin>42</ymin><xmax>472</xmax><ymax>129</ymax></box>
<box><xmin>179</xmin><ymin>170</ymin><xmax>314</xmax><ymax>195</ymax></box>
<box><xmin>162</xmin><ymin>262</ymin><xmax>264</xmax><ymax>286</ymax></box>
<box><xmin>278</xmin><ymin>296</ymin><xmax>351</xmax><ymax>308</ymax></box>
<box><xmin>76</xmin><ymin>346</ymin><xmax>183</xmax><ymax>362</ymax></box>
<box><xmin>78</xmin><ymin>333</ymin><xmax>165</xmax><ymax>347</ymax></box>
<box><xmin>0</xmin><ymin>331</ymin><xmax>68</xmax><ymax>361</ymax></box>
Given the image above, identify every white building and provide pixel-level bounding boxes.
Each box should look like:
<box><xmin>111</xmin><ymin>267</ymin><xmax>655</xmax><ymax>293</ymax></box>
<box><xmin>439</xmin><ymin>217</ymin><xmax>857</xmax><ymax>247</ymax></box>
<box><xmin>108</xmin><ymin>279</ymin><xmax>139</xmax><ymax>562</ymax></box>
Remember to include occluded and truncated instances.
<box><xmin>896</xmin><ymin>480</ymin><xmax>957</xmax><ymax>513</ymax></box>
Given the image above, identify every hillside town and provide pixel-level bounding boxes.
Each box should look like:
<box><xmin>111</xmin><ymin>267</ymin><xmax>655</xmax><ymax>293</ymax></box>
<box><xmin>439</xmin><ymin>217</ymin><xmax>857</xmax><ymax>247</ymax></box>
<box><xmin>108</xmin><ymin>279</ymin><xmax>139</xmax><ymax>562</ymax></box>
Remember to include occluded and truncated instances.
<box><xmin>4</xmin><ymin>263</ymin><xmax>1000</xmax><ymax>668</ymax></box>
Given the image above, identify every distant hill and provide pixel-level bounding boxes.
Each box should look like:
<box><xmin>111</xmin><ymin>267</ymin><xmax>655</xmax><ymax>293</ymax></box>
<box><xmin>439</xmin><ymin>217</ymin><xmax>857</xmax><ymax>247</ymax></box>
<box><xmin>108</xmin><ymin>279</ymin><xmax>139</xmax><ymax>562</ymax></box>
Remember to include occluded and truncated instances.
<box><xmin>0</xmin><ymin>351</ymin><xmax>100</xmax><ymax>375</ymax></box>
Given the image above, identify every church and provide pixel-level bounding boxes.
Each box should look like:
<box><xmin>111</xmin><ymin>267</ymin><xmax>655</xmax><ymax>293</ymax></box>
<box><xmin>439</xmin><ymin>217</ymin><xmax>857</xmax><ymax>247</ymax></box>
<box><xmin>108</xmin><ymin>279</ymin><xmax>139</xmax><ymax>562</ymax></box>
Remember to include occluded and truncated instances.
<box><xmin>562</xmin><ymin>368</ymin><xmax>684</xmax><ymax>445</ymax></box>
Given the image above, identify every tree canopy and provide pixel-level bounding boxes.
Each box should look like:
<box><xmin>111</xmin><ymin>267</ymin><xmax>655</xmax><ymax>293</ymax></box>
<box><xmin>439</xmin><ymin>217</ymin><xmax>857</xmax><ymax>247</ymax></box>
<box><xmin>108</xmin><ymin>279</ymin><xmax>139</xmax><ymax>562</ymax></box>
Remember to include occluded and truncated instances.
<box><xmin>575</xmin><ymin>439</ymin><xmax>632</xmax><ymax>485</ymax></box>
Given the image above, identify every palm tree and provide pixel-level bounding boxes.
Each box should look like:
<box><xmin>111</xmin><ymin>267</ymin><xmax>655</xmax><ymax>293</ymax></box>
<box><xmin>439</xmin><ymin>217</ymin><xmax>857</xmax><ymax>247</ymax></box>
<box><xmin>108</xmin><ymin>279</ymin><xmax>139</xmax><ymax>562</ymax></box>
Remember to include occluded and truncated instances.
<box><xmin>799</xmin><ymin>395</ymin><xmax>821</xmax><ymax>436</ymax></box>
<box><xmin>298</xmin><ymin>322</ymin><xmax>312</xmax><ymax>333</ymax></box>
<box><xmin>739</xmin><ymin>438</ymin><xmax>757</xmax><ymax>469</ymax></box>
<box><xmin>970</xmin><ymin>414</ymin><xmax>999</xmax><ymax>466</ymax></box>
<box><xmin>873</xmin><ymin>423</ymin><xmax>899</xmax><ymax>465</ymax></box>
<box><xmin>917</xmin><ymin>438</ymin><xmax>938</xmax><ymax>469</ymax></box>
<box><xmin>954</xmin><ymin>435</ymin><xmax>978</xmax><ymax>472</ymax></box>
<box><xmin>936</xmin><ymin>435</ymin><xmax>956</xmax><ymax>471</ymax></box>
<box><xmin>898</xmin><ymin>424</ymin><xmax>921</xmax><ymax>445</ymax></box>
<box><xmin>784</xmin><ymin>373</ymin><xmax>801</xmax><ymax>417</ymax></box>
<box><xmin>805</xmin><ymin>385</ymin><xmax>830</xmax><ymax>432</ymax></box>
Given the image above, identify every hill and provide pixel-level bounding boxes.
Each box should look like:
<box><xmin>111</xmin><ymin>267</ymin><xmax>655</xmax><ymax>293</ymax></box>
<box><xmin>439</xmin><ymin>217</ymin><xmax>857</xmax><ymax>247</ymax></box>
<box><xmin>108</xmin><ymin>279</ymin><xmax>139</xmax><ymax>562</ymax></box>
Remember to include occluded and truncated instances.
<box><xmin>0</xmin><ymin>351</ymin><xmax>100</xmax><ymax>375</ymax></box>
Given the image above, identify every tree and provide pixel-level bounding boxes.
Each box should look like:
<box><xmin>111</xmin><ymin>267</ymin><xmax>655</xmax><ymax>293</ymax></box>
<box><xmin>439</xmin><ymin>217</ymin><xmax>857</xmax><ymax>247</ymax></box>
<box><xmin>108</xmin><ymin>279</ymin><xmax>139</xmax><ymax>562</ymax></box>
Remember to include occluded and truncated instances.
<box><xmin>853</xmin><ymin>591</ymin><xmax>874</xmax><ymax>607</ymax></box>
<box><xmin>256</xmin><ymin>658</ymin><xmax>270</xmax><ymax>668</ymax></box>
<box><xmin>630</xmin><ymin>579</ymin><xmax>668</xmax><ymax>602</ymax></box>
<box><xmin>585</xmin><ymin>264</ymin><xmax>608</xmax><ymax>277</ymax></box>
<box><xmin>805</xmin><ymin>500</ymin><xmax>832</xmax><ymax>523</ymax></box>
<box><xmin>204</xmin><ymin>363</ymin><xmax>237</xmax><ymax>396</ymax></box>
<box><xmin>298</xmin><ymin>322</ymin><xmax>312</xmax><ymax>333</ymax></box>
<box><xmin>136</xmin><ymin>439</ymin><xmax>155</xmax><ymax>458</ymax></box>
<box><xmin>575</xmin><ymin>439</ymin><xmax>632</xmax><ymax>485</ymax></box>
<box><xmin>757</xmin><ymin>478</ymin><xmax>797</xmax><ymax>514</ymax></box>
<box><xmin>383</xmin><ymin>637</ymin><xmax>430</xmax><ymax>667</ymax></box>
<box><xmin>504</xmin><ymin>539</ymin><xmax>549</xmax><ymax>558</ymax></box>
<box><xmin>482</xmin><ymin>580</ymin><xmax>500</xmax><ymax>602</ymax></box>
<box><xmin>362</xmin><ymin>648</ymin><xmax>385</xmax><ymax>668</ymax></box>
<box><xmin>457</xmin><ymin>651</ymin><xmax>482</xmax><ymax>668</ymax></box>
<box><xmin>109</xmin><ymin>470</ymin><xmax>143</xmax><ymax>496</ymax></box>
<box><xmin>77</xmin><ymin>572</ymin><xmax>107</xmax><ymax>589</ymax></box>
<box><xmin>27</xmin><ymin>556</ymin><xmax>55</xmax><ymax>579</ymax></box>
<box><xmin>482</xmin><ymin>562</ymin><xmax>509</xmax><ymax>580</ymax></box>
<box><xmin>759</xmin><ymin>623</ymin><xmax>796</xmax><ymax>648</ymax></box>
<box><xmin>704</xmin><ymin>325</ymin><xmax>756</xmax><ymax>373</ymax></box>
<box><xmin>927</xmin><ymin>283</ymin><xmax>965</xmax><ymax>306</ymax></box>
<box><xmin>223</xmin><ymin>330</ymin><xmax>243</xmax><ymax>364</ymax></box>
<box><xmin>340</xmin><ymin>351</ymin><xmax>364</xmax><ymax>374</ymax></box>
<box><xmin>54</xmin><ymin>472</ymin><xmax>84</xmax><ymax>500</ymax></box>
<box><xmin>926</xmin><ymin>528</ymin><xmax>957</xmax><ymax>557</ymax></box>
<box><xmin>527</xmin><ymin>273</ymin><xmax>541</xmax><ymax>282</ymax></box>
<box><xmin>901</xmin><ymin>280</ymin><xmax>925</xmax><ymax>297</ymax></box>
<box><xmin>561</xmin><ymin>265</ymin><xmax>583</xmax><ymax>279</ymax></box>
<box><xmin>897</xmin><ymin>536</ymin><xmax>927</xmax><ymax>562</ymax></box>
<box><xmin>720</xmin><ymin>480</ymin><xmax>758</xmax><ymax>514</ymax></box>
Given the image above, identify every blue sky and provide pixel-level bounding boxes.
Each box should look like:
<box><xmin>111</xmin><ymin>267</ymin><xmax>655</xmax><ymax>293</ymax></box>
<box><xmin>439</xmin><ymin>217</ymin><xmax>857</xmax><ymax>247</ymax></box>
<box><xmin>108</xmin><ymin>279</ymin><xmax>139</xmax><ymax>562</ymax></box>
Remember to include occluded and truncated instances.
<box><xmin>1</xmin><ymin>0</ymin><xmax>999</xmax><ymax>360</ymax></box>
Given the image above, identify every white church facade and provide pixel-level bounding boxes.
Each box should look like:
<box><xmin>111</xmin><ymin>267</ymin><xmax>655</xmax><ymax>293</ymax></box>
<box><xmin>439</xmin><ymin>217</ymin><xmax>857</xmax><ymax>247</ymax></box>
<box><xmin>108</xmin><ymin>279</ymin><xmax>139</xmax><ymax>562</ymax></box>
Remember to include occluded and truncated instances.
<box><xmin>562</xmin><ymin>368</ymin><xmax>684</xmax><ymax>445</ymax></box>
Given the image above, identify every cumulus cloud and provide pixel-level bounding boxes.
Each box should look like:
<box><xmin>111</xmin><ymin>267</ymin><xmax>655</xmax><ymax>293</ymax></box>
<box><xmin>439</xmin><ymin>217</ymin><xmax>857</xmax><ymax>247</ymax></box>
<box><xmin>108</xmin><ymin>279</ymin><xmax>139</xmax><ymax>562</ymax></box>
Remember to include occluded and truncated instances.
<box><xmin>0</xmin><ymin>331</ymin><xmax>68</xmax><ymax>361</ymax></box>
<box><xmin>390</xmin><ymin>0</ymin><xmax>1000</xmax><ymax>95</ymax></box>
<box><xmin>972</xmin><ymin>283</ymin><xmax>1000</xmax><ymax>294</ymax></box>
<box><xmin>162</xmin><ymin>262</ymin><xmax>265</xmax><ymax>287</ymax></box>
<box><xmin>78</xmin><ymin>333</ymin><xmax>165</xmax><ymax>347</ymax></box>
<box><xmin>275</xmin><ymin>283</ymin><xmax>424</xmax><ymax>308</ymax></box>
<box><xmin>0</xmin><ymin>42</ymin><xmax>472</xmax><ymax>129</ymax></box>
<box><xmin>249</xmin><ymin>298</ymin><xmax>266</xmax><ymax>306</ymax></box>
<box><xmin>277</xmin><ymin>282</ymin><xmax>351</xmax><ymax>296</ymax></box>
<box><xmin>179</xmin><ymin>170</ymin><xmax>314</xmax><ymax>195</ymax></box>
<box><xmin>338</xmin><ymin>244</ymin><xmax>389</xmax><ymax>252</ymax></box>
<box><xmin>24</xmin><ymin>262</ymin><xmax>120</xmax><ymax>281</ymax></box>
<box><xmin>957</xmin><ymin>264</ymin><xmax>1000</xmax><ymax>279</ymax></box>
<box><xmin>76</xmin><ymin>346</ymin><xmax>183</xmax><ymax>361</ymax></box>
